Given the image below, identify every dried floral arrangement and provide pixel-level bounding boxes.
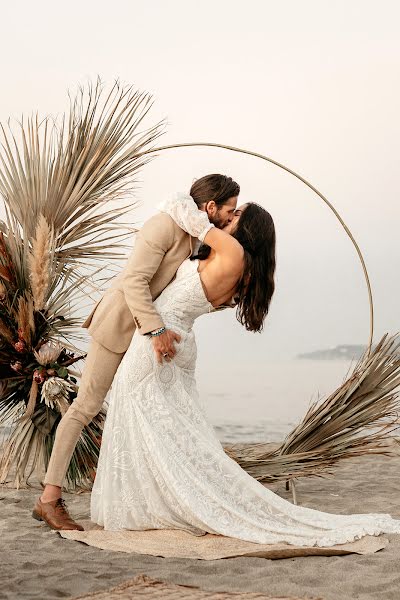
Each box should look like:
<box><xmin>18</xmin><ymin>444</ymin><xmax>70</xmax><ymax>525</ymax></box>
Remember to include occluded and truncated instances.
<box><xmin>0</xmin><ymin>78</ymin><xmax>166</xmax><ymax>488</ymax></box>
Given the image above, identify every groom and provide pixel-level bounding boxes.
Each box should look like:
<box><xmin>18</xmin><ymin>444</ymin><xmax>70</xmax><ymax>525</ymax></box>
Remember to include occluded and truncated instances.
<box><xmin>33</xmin><ymin>173</ymin><xmax>240</xmax><ymax>530</ymax></box>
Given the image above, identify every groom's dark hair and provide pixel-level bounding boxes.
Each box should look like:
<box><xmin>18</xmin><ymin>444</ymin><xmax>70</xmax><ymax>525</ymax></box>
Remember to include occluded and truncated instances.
<box><xmin>190</xmin><ymin>174</ymin><xmax>240</xmax><ymax>208</ymax></box>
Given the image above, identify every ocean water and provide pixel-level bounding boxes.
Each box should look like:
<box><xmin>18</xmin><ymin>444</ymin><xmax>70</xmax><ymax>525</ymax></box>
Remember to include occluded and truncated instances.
<box><xmin>0</xmin><ymin>358</ymin><xmax>369</xmax><ymax>446</ymax></box>
<box><xmin>198</xmin><ymin>358</ymin><xmax>360</xmax><ymax>443</ymax></box>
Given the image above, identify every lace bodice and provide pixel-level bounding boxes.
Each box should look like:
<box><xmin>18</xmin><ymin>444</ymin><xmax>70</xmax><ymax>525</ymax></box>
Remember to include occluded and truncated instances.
<box><xmin>153</xmin><ymin>258</ymin><xmax>215</xmax><ymax>333</ymax></box>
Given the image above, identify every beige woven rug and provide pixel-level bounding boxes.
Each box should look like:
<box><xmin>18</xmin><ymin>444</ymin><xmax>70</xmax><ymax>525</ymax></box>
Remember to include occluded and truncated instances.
<box><xmin>70</xmin><ymin>573</ymin><xmax>322</xmax><ymax>599</ymax></box>
<box><xmin>59</xmin><ymin>520</ymin><xmax>388</xmax><ymax>560</ymax></box>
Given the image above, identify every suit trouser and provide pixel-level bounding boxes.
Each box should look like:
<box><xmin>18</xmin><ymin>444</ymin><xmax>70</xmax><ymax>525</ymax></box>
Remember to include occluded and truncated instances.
<box><xmin>44</xmin><ymin>339</ymin><xmax>125</xmax><ymax>488</ymax></box>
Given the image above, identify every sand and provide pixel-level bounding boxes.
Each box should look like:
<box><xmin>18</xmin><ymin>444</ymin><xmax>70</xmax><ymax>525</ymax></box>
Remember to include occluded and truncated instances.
<box><xmin>1</xmin><ymin>442</ymin><xmax>400</xmax><ymax>600</ymax></box>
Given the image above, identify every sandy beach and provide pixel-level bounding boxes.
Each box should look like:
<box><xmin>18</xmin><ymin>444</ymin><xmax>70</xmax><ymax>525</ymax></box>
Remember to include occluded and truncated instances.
<box><xmin>1</xmin><ymin>441</ymin><xmax>400</xmax><ymax>600</ymax></box>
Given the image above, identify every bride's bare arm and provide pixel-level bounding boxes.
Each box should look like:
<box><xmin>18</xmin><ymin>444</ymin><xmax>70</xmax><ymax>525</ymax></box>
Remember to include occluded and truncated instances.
<box><xmin>202</xmin><ymin>227</ymin><xmax>244</xmax><ymax>267</ymax></box>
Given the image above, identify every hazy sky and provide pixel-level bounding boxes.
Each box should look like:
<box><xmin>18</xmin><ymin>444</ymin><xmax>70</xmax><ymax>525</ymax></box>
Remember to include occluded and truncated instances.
<box><xmin>1</xmin><ymin>0</ymin><xmax>399</xmax><ymax>368</ymax></box>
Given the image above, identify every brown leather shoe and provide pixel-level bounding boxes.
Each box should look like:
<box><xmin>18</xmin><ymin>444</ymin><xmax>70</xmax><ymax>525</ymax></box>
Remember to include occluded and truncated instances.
<box><xmin>32</xmin><ymin>497</ymin><xmax>84</xmax><ymax>531</ymax></box>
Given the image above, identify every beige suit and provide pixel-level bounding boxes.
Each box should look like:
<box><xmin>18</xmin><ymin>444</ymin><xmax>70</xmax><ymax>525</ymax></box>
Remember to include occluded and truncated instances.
<box><xmin>44</xmin><ymin>212</ymin><xmax>197</xmax><ymax>488</ymax></box>
<box><xmin>82</xmin><ymin>212</ymin><xmax>197</xmax><ymax>352</ymax></box>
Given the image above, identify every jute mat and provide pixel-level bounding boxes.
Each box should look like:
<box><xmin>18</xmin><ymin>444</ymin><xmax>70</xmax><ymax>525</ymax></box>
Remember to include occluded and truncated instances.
<box><xmin>59</xmin><ymin>520</ymin><xmax>388</xmax><ymax>560</ymax></box>
<box><xmin>70</xmin><ymin>573</ymin><xmax>322</xmax><ymax>599</ymax></box>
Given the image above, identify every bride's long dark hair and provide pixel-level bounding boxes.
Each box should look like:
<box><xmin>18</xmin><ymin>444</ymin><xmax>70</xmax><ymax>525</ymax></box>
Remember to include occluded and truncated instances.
<box><xmin>195</xmin><ymin>203</ymin><xmax>276</xmax><ymax>333</ymax></box>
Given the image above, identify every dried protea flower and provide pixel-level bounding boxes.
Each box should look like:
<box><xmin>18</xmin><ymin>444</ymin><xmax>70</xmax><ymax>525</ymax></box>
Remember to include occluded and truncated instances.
<box><xmin>40</xmin><ymin>376</ymin><xmax>76</xmax><ymax>410</ymax></box>
<box><xmin>14</xmin><ymin>340</ymin><xmax>26</xmax><ymax>353</ymax></box>
<box><xmin>33</xmin><ymin>368</ymin><xmax>47</xmax><ymax>384</ymax></box>
<box><xmin>10</xmin><ymin>360</ymin><xmax>23</xmax><ymax>372</ymax></box>
<box><xmin>34</xmin><ymin>341</ymin><xmax>63</xmax><ymax>366</ymax></box>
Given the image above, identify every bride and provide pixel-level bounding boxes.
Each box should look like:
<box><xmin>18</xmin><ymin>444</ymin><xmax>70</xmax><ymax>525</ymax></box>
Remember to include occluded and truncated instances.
<box><xmin>91</xmin><ymin>195</ymin><xmax>400</xmax><ymax>547</ymax></box>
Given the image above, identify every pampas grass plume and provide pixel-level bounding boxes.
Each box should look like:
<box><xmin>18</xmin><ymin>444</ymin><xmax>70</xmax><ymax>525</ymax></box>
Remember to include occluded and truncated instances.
<box><xmin>28</xmin><ymin>214</ymin><xmax>54</xmax><ymax>311</ymax></box>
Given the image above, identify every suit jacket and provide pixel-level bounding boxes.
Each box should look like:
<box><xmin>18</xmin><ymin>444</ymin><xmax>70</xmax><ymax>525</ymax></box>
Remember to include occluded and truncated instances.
<box><xmin>82</xmin><ymin>212</ymin><xmax>196</xmax><ymax>353</ymax></box>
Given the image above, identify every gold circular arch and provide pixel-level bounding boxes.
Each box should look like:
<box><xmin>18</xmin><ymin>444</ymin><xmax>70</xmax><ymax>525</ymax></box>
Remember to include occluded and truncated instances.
<box><xmin>139</xmin><ymin>142</ymin><xmax>374</xmax><ymax>356</ymax></box>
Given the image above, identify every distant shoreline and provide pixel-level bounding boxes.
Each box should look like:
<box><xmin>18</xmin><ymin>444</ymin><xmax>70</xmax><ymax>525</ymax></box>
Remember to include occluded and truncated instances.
<box><xmin>296</xmin><ymin>344</ymin><xmax>368</xmax><ymax>360</ymax></box>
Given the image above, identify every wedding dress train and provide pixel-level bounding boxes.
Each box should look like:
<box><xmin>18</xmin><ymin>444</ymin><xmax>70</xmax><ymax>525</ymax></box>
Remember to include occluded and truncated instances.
<box><xmin>90</xmin><ymin>258</ymin><xmax>400</xmax><ymax>547</ymax></box>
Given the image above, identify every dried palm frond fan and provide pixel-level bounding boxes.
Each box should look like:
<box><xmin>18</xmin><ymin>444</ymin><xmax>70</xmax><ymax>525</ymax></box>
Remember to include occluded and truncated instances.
<box><xmin>0</xmin><ymin>79</ymin><xmax>399</xmax><ymax>498</ymax></box>
<box><xmin>0</xmin><ymin>78</ymin><xmax>166</xmax><ymax>488</ymax></box>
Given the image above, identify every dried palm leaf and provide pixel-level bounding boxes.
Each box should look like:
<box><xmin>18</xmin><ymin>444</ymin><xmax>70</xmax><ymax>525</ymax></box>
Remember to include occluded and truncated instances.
<box><xmin>0</xmin><ymin>77</ymin><xmax>166</xmax><ymax>269</ymax></box>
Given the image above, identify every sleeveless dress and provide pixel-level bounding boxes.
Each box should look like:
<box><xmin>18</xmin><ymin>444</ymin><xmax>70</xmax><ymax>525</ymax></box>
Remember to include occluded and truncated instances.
<box><xmin>90</xmin><ymin>258</ymin><xmax>400</xmax><ymax>546</ymax></box>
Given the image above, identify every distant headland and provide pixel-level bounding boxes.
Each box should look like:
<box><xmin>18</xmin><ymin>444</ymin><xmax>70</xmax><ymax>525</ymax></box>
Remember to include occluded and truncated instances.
<box><xmin>296</xmin><ymin>344</ymin><xmax>369</xmax><ymax>360</ymax></box>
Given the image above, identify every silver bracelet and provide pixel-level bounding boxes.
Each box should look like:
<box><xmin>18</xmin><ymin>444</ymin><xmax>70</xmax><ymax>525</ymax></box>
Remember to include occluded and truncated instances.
<box><xmin>150</xmin><ymin>326</ymin><xmax>166</xmax><ymax>337</ymax></box>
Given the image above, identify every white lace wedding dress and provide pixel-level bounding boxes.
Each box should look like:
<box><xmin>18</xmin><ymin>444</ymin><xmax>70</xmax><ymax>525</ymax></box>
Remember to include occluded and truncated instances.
<box><xmin>90</xmin><ymin>258</ymin><xmax>400</xmax><ymax>547</ymax></box>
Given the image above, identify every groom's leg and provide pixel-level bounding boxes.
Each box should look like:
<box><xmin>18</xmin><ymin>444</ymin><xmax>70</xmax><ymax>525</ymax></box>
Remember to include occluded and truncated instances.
<box><xmin>43</xmin><ymin>339</ymin><xmax>124</xmax><ymax>491</ymax></box>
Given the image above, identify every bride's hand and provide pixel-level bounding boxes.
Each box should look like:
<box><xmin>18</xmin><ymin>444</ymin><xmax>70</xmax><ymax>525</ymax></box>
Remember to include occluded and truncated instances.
<box><xmin>152</xmin><ymin>329</ymin><xmax>182</xmax><ymax>364</ymax></box>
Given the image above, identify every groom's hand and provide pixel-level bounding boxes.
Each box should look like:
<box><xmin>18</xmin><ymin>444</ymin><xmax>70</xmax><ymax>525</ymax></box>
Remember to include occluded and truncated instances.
<box><xmin>152</xmin><ymin>329</ymin><xmax>182</xmax><ymax>364</ymax></box>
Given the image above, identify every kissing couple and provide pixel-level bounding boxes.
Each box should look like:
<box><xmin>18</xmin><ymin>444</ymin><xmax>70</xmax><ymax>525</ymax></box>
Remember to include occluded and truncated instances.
<box><xmin>33</xmin><ymin>173</ymin><xmax>400</xmax><ymax>546</ymax></box>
